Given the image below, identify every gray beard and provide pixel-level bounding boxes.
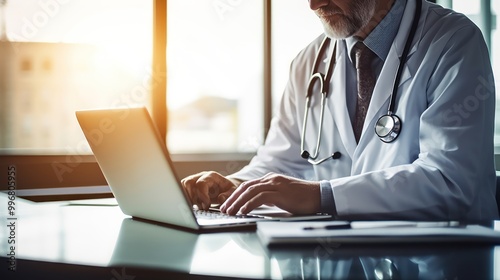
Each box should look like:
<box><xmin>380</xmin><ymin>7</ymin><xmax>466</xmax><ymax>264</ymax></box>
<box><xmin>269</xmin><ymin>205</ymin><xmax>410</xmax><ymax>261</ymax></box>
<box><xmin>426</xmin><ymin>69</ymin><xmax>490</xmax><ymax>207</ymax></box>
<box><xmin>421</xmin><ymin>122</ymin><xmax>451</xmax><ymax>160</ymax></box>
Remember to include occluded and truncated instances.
<box><xmin>317</xmin><ymin>0</ymin><xmax>376</xmax><ymax>39</ymax></box>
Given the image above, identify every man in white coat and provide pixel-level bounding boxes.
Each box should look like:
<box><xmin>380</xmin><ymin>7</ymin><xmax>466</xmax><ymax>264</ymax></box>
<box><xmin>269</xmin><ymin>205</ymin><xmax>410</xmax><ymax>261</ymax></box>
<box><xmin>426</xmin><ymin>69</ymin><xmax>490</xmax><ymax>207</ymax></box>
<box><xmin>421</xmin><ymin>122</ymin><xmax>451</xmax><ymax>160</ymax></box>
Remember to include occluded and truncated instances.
<box><xmin>181</xmin><ymin>0</ymin><xmax>499</xmax><ymax>221</ymax></box>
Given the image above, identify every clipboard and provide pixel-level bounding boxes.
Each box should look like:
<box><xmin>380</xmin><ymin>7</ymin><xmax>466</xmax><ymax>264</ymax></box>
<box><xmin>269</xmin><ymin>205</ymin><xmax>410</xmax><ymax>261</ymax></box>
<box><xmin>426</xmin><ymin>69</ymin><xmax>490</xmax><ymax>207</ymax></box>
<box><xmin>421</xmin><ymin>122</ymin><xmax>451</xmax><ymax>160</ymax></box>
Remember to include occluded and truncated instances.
<box><xmin>256</xmin><ymin>220</ymin><xmax>500</xmax><ymax>246</ymax></box>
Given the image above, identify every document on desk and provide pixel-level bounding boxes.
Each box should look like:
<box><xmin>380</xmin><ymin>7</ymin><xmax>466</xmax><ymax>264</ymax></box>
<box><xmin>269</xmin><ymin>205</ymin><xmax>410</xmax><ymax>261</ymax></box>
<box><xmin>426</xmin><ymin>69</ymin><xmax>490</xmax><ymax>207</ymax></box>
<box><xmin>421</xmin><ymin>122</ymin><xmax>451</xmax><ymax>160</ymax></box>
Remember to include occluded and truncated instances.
<box><xmin>256</xmin><ymin>221</ymin><xmax>500</xmax><ymax>246</ymax></box>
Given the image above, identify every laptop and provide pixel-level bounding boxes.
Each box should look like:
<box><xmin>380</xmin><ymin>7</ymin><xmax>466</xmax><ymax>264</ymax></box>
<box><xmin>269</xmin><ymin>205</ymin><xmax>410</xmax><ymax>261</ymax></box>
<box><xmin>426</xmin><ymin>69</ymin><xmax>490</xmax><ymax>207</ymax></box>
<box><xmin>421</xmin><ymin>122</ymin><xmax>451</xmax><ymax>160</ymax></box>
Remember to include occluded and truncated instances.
<box><xmin>76</xmin><ymin>107</ymin><xmax>329</xmax><ymax>231</ymax></box>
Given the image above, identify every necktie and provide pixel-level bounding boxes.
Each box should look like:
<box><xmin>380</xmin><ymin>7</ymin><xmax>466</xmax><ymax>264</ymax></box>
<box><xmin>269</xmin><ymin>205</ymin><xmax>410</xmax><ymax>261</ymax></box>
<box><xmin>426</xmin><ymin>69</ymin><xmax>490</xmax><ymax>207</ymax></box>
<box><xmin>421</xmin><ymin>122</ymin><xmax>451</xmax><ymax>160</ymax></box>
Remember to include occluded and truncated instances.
<box><xmin>353</xmin><ymin>42</ymin><xmax>376</xmax><ymax>143</ymax></box>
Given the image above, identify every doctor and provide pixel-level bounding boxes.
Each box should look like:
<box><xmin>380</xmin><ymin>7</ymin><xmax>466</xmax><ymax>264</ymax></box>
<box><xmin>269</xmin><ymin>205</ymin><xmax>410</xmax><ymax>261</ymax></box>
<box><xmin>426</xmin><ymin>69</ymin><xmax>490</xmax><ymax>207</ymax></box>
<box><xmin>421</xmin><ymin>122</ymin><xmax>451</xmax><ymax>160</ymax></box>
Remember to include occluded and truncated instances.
<box><xmin>181</xmin><ymin>0</ymin><xmax>499</xmax><ymax>220</ymax></box>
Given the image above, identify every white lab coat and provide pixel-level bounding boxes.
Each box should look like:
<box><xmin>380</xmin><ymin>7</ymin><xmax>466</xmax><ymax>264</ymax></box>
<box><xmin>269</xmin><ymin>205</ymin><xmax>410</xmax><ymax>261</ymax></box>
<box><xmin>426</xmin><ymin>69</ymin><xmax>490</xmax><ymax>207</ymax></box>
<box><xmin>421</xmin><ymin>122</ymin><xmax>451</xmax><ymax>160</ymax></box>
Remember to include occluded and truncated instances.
<box><xmin>230</xmin><ymin>0</ymin><xmax>499</xmax><ymax>220</ymax></box>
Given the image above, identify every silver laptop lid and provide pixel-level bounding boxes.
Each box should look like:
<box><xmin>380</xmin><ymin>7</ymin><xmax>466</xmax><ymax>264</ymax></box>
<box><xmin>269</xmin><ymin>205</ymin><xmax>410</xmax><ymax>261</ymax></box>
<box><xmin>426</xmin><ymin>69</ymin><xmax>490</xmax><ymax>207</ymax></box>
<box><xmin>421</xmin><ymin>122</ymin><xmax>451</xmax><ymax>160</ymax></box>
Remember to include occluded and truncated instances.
<box><xmin>76</xmin><ymin>107</ymin><xmax>199</xmax><ymax>230</ymax></box>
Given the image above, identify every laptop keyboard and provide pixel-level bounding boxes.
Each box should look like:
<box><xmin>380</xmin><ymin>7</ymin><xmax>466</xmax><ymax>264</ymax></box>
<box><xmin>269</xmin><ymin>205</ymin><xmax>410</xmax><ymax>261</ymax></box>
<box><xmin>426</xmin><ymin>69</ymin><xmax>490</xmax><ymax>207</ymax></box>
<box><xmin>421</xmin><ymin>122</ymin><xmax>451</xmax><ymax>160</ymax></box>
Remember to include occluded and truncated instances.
<box><xmin>194</xmin><ymin>209</ymin><xmax>260</xmax><ymax>220</ymax></box>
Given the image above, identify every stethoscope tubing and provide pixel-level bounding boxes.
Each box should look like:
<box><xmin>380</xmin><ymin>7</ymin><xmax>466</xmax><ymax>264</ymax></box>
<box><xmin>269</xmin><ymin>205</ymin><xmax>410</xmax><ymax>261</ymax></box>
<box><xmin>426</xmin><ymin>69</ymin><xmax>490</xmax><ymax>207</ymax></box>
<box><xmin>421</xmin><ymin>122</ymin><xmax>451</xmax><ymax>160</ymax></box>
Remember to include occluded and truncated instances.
<box><xmin>376</xmin><ymin>0</ymin><xmax>421</xmax><ymax>143</ymax></box>
<box><xmin>300</xmin><ymin>38</ymin><xmax>337</xmax><ymax>163</ymax></box>
<box><xmin>301</xmin><ymin>0</ymin><xmax>422</xmax><ymax>163</ymax></box>
<box><xmin>388</xmin><ymin>0</ymin><xmax>422</xmax><ymax>116</ymax></box>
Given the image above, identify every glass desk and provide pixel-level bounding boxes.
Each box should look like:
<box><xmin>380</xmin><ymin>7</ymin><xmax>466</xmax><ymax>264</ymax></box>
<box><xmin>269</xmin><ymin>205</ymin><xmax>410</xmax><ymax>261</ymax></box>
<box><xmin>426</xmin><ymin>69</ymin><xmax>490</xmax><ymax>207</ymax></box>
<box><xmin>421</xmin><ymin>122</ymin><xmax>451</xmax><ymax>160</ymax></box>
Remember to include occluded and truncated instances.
<box><xmin>0</xmin><ymin>194</ymin><xmax>499</xmax><ymax>279</ymax></box>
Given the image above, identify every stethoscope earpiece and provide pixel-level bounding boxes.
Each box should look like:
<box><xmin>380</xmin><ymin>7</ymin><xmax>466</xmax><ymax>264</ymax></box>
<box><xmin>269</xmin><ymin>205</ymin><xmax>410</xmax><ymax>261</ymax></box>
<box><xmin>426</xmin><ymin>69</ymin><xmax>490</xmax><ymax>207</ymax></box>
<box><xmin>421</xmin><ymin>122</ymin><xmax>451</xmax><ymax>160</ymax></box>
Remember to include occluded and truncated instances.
<box><xmin>332</xmin><ymin>152</ymin><xmax>341</xmax><ymax>160</ymax></box>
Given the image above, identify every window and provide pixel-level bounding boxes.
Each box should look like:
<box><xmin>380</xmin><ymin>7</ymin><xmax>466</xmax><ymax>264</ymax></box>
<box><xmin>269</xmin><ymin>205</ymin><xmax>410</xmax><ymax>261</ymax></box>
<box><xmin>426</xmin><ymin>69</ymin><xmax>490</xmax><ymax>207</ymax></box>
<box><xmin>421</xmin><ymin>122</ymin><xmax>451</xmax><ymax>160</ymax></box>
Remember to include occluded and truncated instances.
<box><xmin>0</xmin><ymin>0</ymin><xmax>154</xmax><ymax>199</ymax></box>
<box><xmin>0</xmin><ymin>0</ymin><xmax>153</xmax><ymax>152</ymax></box>
<box><xmin>166</xmin><ymin>0</ymin><xmax>263</xmax><ymax>153</ymax></box>
<box><xmin>271</xmin><ymin>0</ymin><xmax>323</xmax><ymax>110</ymax></box>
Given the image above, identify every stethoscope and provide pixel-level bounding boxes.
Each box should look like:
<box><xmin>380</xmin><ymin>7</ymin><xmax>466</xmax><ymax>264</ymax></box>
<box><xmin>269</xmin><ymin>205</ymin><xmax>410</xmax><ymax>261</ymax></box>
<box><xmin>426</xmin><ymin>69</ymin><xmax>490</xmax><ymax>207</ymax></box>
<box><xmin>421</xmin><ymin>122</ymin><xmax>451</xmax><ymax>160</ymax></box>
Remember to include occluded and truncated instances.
<box><xmin>300</xmin><ymin>0</ymin><xmax>422</xmax><ymax>165</ymax></box>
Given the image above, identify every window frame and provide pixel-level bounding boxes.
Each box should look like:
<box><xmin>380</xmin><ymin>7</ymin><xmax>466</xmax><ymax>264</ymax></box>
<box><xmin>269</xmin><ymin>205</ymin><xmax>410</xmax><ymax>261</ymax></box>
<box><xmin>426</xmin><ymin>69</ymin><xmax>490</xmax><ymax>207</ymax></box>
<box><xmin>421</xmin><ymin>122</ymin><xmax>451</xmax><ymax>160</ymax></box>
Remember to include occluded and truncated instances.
<box><xmin>1</xmin><ymin>0</ymin><xmax>499</xmax><ymax>201</ymax></box>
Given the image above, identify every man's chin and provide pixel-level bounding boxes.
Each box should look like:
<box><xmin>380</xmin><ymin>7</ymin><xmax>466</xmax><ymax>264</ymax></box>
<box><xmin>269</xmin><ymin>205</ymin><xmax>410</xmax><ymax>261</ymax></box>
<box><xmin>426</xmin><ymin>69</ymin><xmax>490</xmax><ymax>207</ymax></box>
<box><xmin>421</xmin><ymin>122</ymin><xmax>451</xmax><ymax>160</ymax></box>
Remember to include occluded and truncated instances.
<box><xmin>320</xmin><ymin>19</ymin><xmax>357</xmax><ymax>39</ymax></box>
<box><xmin>322</xmin><ymin>27</ymin><xmax>355</xmax><ymax>39</ymax></box>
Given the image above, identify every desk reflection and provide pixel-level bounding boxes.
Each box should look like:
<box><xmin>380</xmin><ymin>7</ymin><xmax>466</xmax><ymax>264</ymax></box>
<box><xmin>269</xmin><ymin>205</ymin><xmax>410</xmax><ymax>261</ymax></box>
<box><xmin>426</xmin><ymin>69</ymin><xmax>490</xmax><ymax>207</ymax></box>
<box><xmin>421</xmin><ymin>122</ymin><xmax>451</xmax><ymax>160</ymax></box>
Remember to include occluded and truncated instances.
<box><xmin>109</xmin><ymin>218</ymin><xmax>496</xmax><ymax>279</ymax></box>
<box><xmin>269</xmin><ymin>245</ymin><xmax>494</xmax><ymax>279</ymax></box>
<box><xmin>109</xmin><ymin>218</ymin><xmax>269</xmax><ymax>278</ymax></box>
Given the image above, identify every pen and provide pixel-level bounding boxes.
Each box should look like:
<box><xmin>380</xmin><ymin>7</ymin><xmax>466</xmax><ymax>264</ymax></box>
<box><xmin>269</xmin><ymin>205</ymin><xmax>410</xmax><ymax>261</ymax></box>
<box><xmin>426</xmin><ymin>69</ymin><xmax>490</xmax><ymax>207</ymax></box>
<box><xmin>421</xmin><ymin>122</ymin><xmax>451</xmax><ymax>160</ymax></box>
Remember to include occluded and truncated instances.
<box><xmin>302</xmin><ymin>221</ymin><xmax>462</xmax><ymax>231</ymax></box>
<box><xmin>303</xmin><ymin>222</ymin><xmax>351</xmax><ymax>230</ymax></box>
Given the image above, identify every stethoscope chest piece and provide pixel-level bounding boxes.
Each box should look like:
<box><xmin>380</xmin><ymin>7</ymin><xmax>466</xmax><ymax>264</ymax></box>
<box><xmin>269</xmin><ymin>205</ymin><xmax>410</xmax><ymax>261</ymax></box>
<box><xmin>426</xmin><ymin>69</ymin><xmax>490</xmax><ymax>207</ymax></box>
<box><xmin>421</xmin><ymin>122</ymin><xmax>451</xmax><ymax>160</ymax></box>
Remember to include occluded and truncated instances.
<box><xmin>375</xmin><ymin>114</ymin><xmax>401</xmax><ymax>143</ymax></box>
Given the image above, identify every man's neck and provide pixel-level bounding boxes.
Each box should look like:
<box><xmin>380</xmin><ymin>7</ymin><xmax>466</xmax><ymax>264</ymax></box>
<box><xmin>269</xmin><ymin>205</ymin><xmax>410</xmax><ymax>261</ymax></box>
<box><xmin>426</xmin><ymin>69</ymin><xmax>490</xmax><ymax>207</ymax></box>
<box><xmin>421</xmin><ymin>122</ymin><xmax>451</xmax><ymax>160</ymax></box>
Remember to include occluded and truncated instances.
<box><xmin>354</xmin><ymin>0</ymin><xmax>396</xmax><ymax>40</ymax></box>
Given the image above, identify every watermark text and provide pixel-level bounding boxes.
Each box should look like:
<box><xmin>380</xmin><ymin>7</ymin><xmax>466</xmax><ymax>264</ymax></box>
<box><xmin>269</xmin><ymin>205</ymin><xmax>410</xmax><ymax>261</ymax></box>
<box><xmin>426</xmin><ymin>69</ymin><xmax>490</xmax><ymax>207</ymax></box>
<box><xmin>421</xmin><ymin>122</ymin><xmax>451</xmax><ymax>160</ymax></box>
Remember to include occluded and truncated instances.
<box><xmin>6</xmin><ymin>165</ymin><xmax>17</xmax><ymax>272</ymax></box>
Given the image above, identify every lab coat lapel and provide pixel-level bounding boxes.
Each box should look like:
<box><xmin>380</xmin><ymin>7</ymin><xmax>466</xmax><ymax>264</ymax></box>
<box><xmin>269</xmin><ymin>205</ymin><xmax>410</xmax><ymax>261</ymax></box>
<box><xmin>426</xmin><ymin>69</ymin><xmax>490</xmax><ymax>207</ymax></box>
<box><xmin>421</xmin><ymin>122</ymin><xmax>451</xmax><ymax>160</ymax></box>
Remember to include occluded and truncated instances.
<box><xmin>359</xmin><ymin>0</ymin><xmax>419</xmax><ymax>143</ymax></box>
<box><xmin>327</xmin><ymin>41</ymin><xmax>357</xmax><ymax>158</ymax></box>
<box><xmin>361</xmin><ymin>48</ymin><xmax>411</xmax><ymax>136</ymax></box>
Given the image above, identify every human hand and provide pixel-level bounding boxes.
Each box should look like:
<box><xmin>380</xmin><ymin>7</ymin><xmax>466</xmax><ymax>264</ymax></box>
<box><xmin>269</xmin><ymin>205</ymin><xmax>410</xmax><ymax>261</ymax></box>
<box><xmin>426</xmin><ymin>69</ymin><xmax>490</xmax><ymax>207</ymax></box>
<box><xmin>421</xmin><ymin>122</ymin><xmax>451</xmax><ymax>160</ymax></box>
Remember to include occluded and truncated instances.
<box><xmin>220</xmin><ymin>173</ymin><xmax>321</xmax><ymax>216</ymax></box>
<box><xmin>181</xmin><ymin>171</ymin><xmax>240</xmax><ymax>211</ymax></box>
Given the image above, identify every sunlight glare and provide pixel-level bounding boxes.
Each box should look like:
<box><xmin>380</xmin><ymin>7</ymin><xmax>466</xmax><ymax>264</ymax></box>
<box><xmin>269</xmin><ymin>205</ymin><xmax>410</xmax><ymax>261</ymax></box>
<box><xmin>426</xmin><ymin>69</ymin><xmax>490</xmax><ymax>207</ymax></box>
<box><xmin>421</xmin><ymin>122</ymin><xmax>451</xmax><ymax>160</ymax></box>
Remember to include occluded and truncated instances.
<box><xmin>60</xmin><ymin>10</ymin><xmax>152</xmax><ymax>76</ymax></box>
